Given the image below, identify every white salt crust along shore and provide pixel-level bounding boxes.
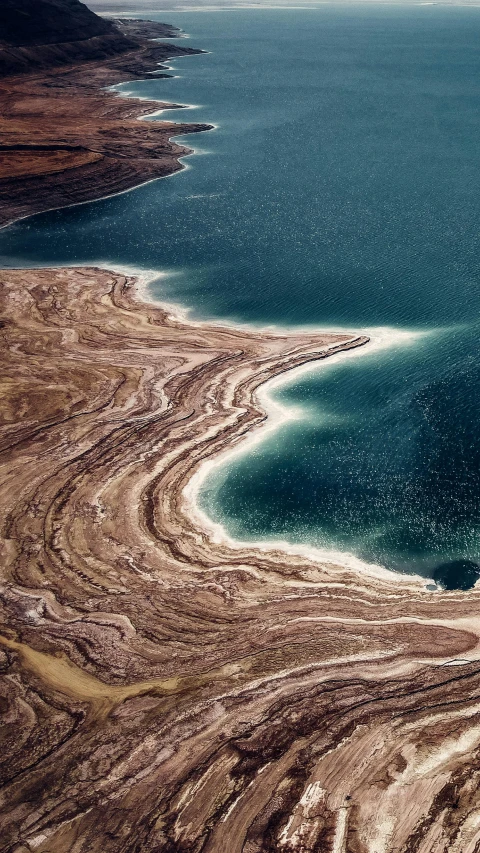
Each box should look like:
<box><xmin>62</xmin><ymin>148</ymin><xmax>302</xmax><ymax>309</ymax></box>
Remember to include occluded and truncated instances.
<box><xmin>183</xmin><ymin>323</ymin><xmax>431</xmax><ymax>589</ymax></box>
<box><xmin>4</xmin><ymin>266</ymin><xmax>480</xmax><ymax>853</ymax></box>
<box><xmin>87</xmin><ymin>262</ymin><xmax>432</xmax><ymax>589</ymax></box>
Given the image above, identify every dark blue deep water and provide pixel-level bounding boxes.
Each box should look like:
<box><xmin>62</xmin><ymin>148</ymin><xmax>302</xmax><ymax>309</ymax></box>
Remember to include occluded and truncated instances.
<box><xmin>1</xmin><ymin>6</ymin><xmax>480</xmax><ymax>585</ymax></box>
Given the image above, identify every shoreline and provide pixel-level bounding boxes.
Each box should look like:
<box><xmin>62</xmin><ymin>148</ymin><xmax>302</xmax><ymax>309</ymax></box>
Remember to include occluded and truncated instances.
<box><xmin>183</xmin><ymin>324</ymin><xmax>431</xmax><ymax>589</ymax></box>
<box><xmin>3</xmin><ymin>18</ymin><xmax>480</xmax><ymax>852</ymax></box>
<box><xmin>3</xmin><ymin>265</ymin><xmax>480</xmax><ymax>851</ymax></box>
<box><xmin>0</xmin><ymin>28</ymin><xmax>213</xmax><ymax>228</ymax></box>
<box><xmin>120</xmin><ymin>266</ymin><xmax>431</xmax><ymax>588</ymax></box>
<box><xmin>0</xmin><ymin>252</ymin><xmax>443</xmax><ymax>591</ymax></box>
<box><xmin>0</xmin><ymin>263</ymin><xmax>461</xmax><ymax>600</ymax></box>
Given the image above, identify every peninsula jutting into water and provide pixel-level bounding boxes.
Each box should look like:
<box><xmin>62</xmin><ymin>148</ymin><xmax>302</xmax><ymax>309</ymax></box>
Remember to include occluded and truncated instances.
<box><xmin>2</xmin><ymin>2</ymin><xmax>480</xmax><ymax>852</ymax></box>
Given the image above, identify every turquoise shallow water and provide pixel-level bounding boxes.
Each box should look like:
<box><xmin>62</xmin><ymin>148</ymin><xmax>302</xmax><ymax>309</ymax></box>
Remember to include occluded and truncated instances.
<box><xmin>1</xmin><ymin>6</ymin><xmax>480</xmax><ymax>586</ymax></box>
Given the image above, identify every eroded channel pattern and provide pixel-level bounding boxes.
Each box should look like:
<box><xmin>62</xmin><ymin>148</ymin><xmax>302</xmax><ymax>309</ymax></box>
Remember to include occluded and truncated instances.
<box><xmin>2</xmin><ymin>267</ymin><xmax>480</xmax><ymax>852</ymax></box>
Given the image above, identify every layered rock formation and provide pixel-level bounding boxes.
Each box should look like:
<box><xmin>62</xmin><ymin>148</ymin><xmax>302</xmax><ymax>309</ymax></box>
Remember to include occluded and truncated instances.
<box><xmin>1</xmin><ymin>267</ymin><xmax>480</xmax><ymax>852</ymax></box>
<box><xmin>0</xmin><ymin>60</ymin><xmax>210</xmax><ymax>227</ymax></box>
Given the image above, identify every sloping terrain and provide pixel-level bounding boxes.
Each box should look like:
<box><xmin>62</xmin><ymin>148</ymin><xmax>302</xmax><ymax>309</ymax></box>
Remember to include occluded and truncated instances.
<box><xmin>0</xmin><ymin>0</ymin><xmax>139</xmax><ymax>75</ymax></box>
<box><xmin>0</xmin><ymin>0</ymin><xmax>116</xmax><ymax>46</ymax></box>
<box><xmin>0</xmin><ymin>1</ymin><xmax>211</xmax><ymax>225</ymax></box>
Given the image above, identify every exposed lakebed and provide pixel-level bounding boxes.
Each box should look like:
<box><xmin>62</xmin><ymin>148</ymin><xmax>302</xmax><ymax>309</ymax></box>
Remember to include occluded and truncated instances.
<box><xmin>1</xmin><ymin>5</ymin><xmax>480</xmax><ymax>587</ymax></box>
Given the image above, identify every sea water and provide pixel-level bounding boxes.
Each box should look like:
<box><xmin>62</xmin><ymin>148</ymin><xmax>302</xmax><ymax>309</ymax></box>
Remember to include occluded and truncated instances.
<box><xmin>2</xmin><ymin>6</ymin><xmax>480</xmax><ymax>587</ymax></box>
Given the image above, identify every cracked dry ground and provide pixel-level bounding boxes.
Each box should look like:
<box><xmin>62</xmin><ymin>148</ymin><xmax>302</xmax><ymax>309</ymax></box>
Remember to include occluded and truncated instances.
<box><xmin>2</xmin><ymin>267</ymin><xmax>480</xmax><ymax>853</ymax></box>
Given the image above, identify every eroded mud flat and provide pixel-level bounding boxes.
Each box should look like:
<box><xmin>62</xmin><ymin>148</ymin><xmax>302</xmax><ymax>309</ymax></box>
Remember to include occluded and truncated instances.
<box><xmin>0</xmin><ymin>16</ymin><xmax>211</xmax><ymax>227</ymax></box>
<box><xmin>2</xmin><ymin>267</ymin><xmax>480</xmax><ymax>852</ymax></box>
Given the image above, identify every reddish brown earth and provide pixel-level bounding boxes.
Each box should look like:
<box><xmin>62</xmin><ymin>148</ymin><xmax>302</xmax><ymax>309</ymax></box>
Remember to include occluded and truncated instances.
<box><xmin>2</xmin><ymin>267</ymin><xmax>480</xmax><ymax>853</ymax></box>
<box><xmin>0</xmin><ymin>31</ymin><xmax>211</xmax><ymax>227</ymax></box>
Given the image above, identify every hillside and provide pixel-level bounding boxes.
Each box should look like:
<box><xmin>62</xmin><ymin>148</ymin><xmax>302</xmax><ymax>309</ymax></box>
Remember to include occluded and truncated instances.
<box><xmin>0</xmin><ymin>0</ymin><xmax>136</xmax><ymax>75</ymax></box>
<box><xmin>0</xmin><ymin>0</ymin><xmax>209</xmax><ymax>225</ymax></box>
<box><xmin>0</xmin><ymin>0</ymin><xmax>116</xmax><ymax>46</ymax></box>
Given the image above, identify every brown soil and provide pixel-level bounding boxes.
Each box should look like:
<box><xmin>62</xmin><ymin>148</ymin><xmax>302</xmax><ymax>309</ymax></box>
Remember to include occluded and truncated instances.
<box><xmin>0</xmin><ymin>38</ymin><xmax>212</xmax><ymax>227</ymax></box>
<box><xmin>1</xmin><ymin>266</ymin><xmax>480</xmax><ymax>852</ymax></box>
<box><xmin>2</xmin><ymin>16</ymin><xmax>480</xmax><ymax>853</ymax></box>
<box><xmin>0</xmin><ymin>148</ymin><xmax>103</xmax><ymax>178</ymax></box>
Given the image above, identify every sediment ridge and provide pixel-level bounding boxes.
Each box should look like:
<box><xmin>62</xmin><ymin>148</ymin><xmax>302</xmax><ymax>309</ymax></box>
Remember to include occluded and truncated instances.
<box><xmin>2</xmin><ymin>266</ymin><xmax>480</xmax><ymax>852</ymax></box>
